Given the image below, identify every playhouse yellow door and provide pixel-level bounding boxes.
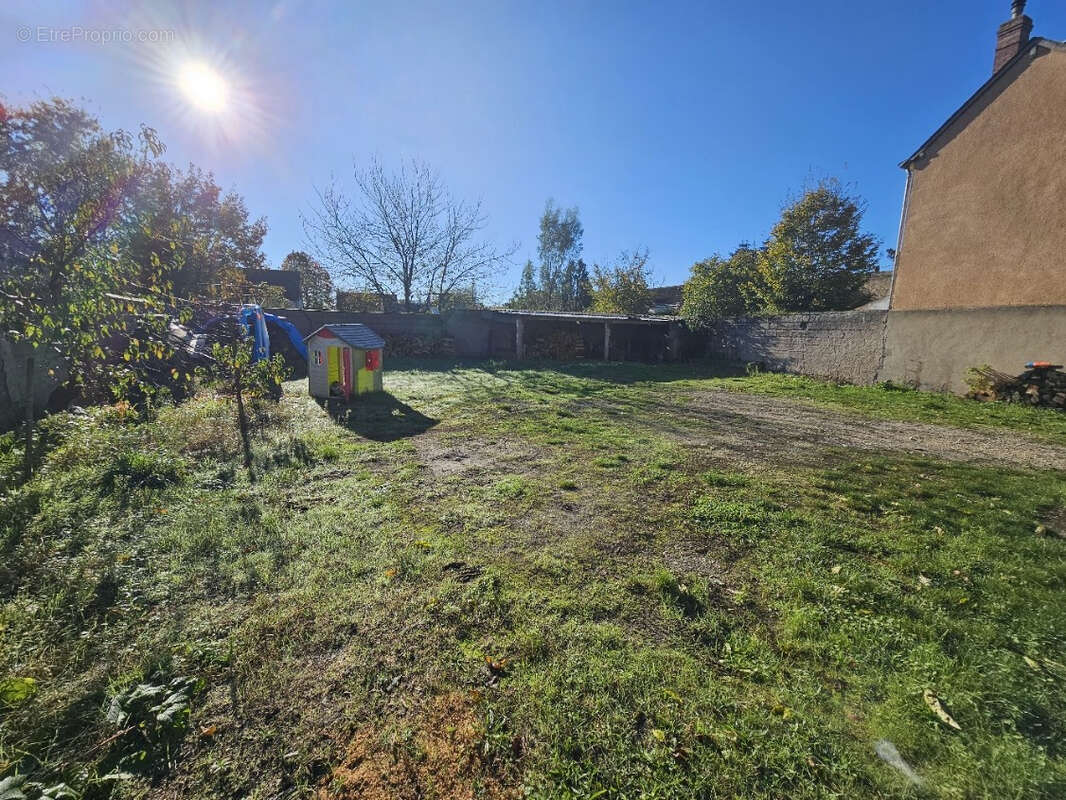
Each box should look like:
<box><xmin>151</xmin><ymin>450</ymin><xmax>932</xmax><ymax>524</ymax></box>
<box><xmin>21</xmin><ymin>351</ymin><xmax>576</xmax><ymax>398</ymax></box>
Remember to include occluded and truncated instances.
<box><xmin>327</xmin><ymin>346</ymin><xmax>340</xmax><ymax>387</ymax></box>
<box><xmin>357</xmin><ymin>366</ymin><xmax>373</xmax><ymax>393</ymax></box>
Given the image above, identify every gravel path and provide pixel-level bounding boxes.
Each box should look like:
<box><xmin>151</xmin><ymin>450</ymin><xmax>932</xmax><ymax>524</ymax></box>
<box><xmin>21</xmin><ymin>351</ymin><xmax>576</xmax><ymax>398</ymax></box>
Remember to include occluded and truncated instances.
<box><xmin>645</xmin><ymin>390</ymin><xmax>1066</xmax><ymax>471</ymax></box>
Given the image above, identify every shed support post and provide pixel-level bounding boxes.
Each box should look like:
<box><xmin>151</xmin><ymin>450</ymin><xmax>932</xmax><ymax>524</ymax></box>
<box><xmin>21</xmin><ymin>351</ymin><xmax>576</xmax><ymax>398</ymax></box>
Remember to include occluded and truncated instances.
<box><xmin>603</xmin><ymin>323</ymin><xmax>611</xmax><ymax>361</ymax></box>
<box><xmin>515</xmin><ymin>318</ymin><xmax>525</xmax><ymax>360</ymax></box>
<box><xmin>667</xmin><ymin>324</ymin><xmax>681</xmax><ymax>362</ymax></box>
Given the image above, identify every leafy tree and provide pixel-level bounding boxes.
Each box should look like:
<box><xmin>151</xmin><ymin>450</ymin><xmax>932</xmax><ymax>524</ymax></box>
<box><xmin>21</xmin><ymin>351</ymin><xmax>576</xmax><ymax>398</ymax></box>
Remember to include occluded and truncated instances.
<box><xmin>758</xmin><ymin>179</ymin><xmax>880</xmax><ymax>312</ymax></box>
<box><xmin>507</xmin><ymin>259</ymin><xmax>541</xmax><ymax>309</ymax></box>
<box><xmin>437</xmin><ymin>281</ymin><xmax>483</xmax><ymax>312</ymax></box>
<box><xmin>562</xmin><ymin>258</ymin><xmax>592</xmax><ymax>311</ymax></box>
<box><xmin>281</xmin><ymin>250</ymin><xmax>333</xmax><ymax>308</ymax></box>
<box><xmin>0</xmin><ymin>99</ymin><xmax>179</xmax><ymax>478</ymax></box>
<box><xmin>590</xmin><ymin>249</ymin><xmax>653</xmax><ymax>315</ymax></box>
<box><xmin>304</xmin><ymin>157</ymin><xmax>511</xmax><ymax>310</ymax></box>
<box><xmin>336</xmin><ymin>290</ymin><xmax>390</xmax><ymax>312</ymax></box>
<box><xmin>536</xmin><ymin>201</ymin><xmax>583</xmax><ymax>310</ymax></box>
<box><xmin>248</xmin><ymin>282</ymin><xmax>289</xmax><ymax>308</ymax></box>
<box><xmin>681</xmin><ymin>244</ymin><xmax>766</xmax><ymax>329</ymax></box>
<box><xmin>124</xmin><ymin>163</ymin><xmax>267</xmax><ymax>300</ymax></box>
<box><xmin>507</xmin><ymin>204</ymin><xmax>589</xmax><ymax>311</ymax></box>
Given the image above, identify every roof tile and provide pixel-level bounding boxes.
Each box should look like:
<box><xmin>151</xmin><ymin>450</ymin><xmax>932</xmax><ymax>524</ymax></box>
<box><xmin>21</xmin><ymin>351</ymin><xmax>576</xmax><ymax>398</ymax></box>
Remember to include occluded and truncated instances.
<box><xmin>305</xmin><ymin>324</ymin><xmax>385</xmax><ymax>350</ymax></box>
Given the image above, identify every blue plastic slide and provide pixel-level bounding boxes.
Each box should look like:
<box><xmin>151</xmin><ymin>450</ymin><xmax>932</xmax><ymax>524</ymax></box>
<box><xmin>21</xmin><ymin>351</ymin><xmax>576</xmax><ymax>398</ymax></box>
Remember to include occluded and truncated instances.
<box><xmin>199</xmin><ymin>305</ymin><xmax>308</xmax><ymax>363</ymax></box>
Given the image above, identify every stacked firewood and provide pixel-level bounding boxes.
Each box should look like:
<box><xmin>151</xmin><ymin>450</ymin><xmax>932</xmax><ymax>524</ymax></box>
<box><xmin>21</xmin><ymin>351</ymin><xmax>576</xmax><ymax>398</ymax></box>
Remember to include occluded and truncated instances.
<box><xmin>385</xmin><ymin>333</ymin><xmax>444</xmax><ymax>357</ymax></box>
<box><xmin>527</xmin><ymin>330</ymin><xmax>582</xmax><ymax>360</ymax></box>
<box><xmin>967</xmin><ymin>363</ymin><xmax>1066</xmax><ymax>408</ymax></box>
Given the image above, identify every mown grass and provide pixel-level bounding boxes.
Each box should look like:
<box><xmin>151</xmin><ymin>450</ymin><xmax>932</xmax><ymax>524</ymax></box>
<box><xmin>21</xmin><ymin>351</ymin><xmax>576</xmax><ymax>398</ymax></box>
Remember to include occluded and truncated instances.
<box><xmin>1</xmin><ymin>360</ymin><xmax>1064</xmax><ymax>799</ymax></box>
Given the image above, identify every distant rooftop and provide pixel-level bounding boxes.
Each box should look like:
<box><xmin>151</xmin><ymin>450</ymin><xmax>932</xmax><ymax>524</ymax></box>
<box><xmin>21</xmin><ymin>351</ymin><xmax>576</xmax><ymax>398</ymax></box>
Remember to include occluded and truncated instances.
<box><xmin>245</xmin><ymin>268</ymin><xmax>301</xmax><ymax>305</ymax></box>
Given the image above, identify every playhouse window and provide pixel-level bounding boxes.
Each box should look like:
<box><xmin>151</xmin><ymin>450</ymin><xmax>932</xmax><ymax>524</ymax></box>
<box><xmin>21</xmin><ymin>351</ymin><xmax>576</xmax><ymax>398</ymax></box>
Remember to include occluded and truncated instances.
<box><xmin>313</xmin><ymin>350</ymin><xmax>323</xmax><ymax>365</ymax></box>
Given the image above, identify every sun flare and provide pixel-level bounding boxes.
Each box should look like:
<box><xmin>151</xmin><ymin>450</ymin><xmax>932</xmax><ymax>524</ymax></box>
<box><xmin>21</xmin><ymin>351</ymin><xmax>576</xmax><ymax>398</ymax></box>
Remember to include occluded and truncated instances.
<box><xmin>177</xmin><ymin>61</ymin><xmax>229</xmax><ymax>112</ymax></box>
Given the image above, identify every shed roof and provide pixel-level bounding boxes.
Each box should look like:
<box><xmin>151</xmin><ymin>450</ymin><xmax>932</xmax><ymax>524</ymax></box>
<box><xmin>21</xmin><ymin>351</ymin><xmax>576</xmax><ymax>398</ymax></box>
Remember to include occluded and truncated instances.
<box><xmin>491</xmin><ymin>309</ymin><xmax>677</xmax><ymax>324</ymax></box>
<box><xmin>304</xmin><ymin>323</ymin><xmax>385</xmax><ymax>349</ymax></box>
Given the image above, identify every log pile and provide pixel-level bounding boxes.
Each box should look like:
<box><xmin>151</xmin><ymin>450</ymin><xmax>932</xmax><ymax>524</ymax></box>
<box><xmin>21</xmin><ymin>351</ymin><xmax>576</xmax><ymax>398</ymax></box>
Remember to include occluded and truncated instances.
<box><xmin>967</xmin><ymin>363</ymin><xmax>1066</xmax><ymax>408</ymax></box>
<box><xmin>384</xmin><ymin>333</ymin><xmax>445</xmax><ymax>357</ymax></box>
<box><xmin>527</xmin><ymin>330</ymin><xmax>582</xmax><ymax>360</ymax></box>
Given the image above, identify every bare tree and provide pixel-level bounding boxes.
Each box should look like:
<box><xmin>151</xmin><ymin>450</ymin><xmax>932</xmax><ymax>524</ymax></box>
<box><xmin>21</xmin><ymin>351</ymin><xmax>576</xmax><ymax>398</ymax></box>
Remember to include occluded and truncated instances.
<box><xmin>303</xmin><ymin>157</ymin><xmax>512</xmax><ymax>311</ymax></box>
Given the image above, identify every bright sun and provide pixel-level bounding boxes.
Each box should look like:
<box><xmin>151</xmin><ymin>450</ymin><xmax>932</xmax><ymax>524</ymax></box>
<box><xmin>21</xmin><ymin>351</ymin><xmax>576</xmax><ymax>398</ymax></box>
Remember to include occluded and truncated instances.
<box><xmin>177</xmin><ymin>62</ymin><xmax>229</xmax><ymax>112</ymax></box>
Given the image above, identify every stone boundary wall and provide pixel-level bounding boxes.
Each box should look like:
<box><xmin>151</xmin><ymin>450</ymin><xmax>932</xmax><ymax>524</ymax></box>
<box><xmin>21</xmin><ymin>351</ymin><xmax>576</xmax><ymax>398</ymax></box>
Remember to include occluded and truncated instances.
<box><xmin>264</xmin><ymin>309</ymin><xmax>499</xmax><ymax>358</ymax></box>
<box><xmin>6</xmin><ymin>305</ymin><xmax>1061</xmax><ymax>432</ymax></box>
<box><xmin>707</xmin><ymin>311</ymin><xmax>889</xmax><ymax>385</ymax></box>
<box><xmin>0</xmin><ymin>338</ymin><xmax>68</xmax><ymax>434</ymax></box>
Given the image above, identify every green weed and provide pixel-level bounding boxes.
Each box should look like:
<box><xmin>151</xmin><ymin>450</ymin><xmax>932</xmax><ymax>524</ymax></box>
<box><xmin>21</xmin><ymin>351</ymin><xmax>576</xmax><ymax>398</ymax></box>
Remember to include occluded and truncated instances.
<box><xmin>3</xmin><ymin>361</ymin><xmax>1065</xmax><ymax>799</ymax></box>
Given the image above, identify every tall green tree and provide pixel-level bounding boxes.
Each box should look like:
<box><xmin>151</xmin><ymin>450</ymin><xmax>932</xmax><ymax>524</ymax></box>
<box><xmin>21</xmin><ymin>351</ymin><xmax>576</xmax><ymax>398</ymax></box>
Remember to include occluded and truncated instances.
<box><xmin>681</xmin><ymin>243</ymin><xmax>765</xmax><ymax>329</ymax></box>
<box><xmin>508</xmin><ymin>202</ymin><xmax>586</xmax><ymax>310</ymax></box>
<box><xmin>758</xmin><ymin>179</ymin><xmax>880</xmax><ymax>312</ymax></box>
<box><xmin>562</xmin><ymin>258</ymin><xmax>592</xmax><ymax>311</ymax></box>
<box><xmin>507</xmin><ymin>259</ymin><xmax>541</xmax><ymax>308</ymax></box>
<box><xmin>536</xmin><ymin>200</ymin><xmax>583</xmax><ymax>310</ymax></box>
<box><xmin>215</xmin><ymin>266</ymin><xmax>289</xmax><ymax>307</ymax></box>
<box><xmin>281</xmin><ymin>250</ymin><xmax>333</xmax><ymax>308</ymax></box>
<box><xmin>590</xmin><ymin>249</ymin><xmax>652</xmax><ymax>315</ymax></box>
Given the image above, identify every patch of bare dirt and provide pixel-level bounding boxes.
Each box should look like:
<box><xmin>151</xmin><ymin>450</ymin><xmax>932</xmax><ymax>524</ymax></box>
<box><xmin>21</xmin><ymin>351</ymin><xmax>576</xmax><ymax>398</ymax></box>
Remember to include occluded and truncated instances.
<box><xmin>663</xmin><ymin>540</ymin><xmax>728</xmax><ymax>587</ymax></box>
<box><xmin>412</xmin><ymin>432</ymin><xmax>545</xmax><ymax>478</ymax></box>
<box><xmin>317</xmin><ymin>693</ymin><xmax>518</xmax><ymax>800</ymax></box>
<box><xmin>647</xmin><ymin>390</ymin><xmax>1066</xmax><ymax>471</ymax></box>
<box><xmin>1041</xmin><ymin>507</ymin><xmax>1066</xmax><ymax>538</ymax></box>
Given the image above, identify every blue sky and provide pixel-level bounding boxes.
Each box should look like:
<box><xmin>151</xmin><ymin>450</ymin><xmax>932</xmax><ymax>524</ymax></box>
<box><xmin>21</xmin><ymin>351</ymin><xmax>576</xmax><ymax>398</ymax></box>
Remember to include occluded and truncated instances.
<box><xmin>4</xmin><ymin>1</ymin><xmax>1064</xmax><ymax>300</ymax></box>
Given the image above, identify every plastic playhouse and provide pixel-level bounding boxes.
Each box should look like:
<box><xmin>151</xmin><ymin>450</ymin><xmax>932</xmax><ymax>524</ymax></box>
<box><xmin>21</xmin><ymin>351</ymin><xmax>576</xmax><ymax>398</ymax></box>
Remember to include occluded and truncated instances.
<box><xmin>304</xmin><ymin>324</ymin><xmax>385</xmax><ymax>401</ymax></box>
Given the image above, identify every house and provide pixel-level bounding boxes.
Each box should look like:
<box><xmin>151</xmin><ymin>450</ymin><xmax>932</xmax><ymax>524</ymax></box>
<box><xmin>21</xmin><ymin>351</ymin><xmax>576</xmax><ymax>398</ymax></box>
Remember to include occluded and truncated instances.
<box><xmin>703</xmin><ymin>3</ymin><xmax>1064</xmax><ymax>393</ymax></box>
<box><xmin>857</xmin><ymin>270</ymin><xmax>894</xmax><ymax>310</ymax></box>
<box><xmin>305</xmin><ymin>324</ymin><xmax>385</xmax><ymax>401</ymax></box>
<box><xmin>647</xmin><ymin>285</ymin><xmax>684</xmax><ymax>315</ymax></box>
<box><xmin>890</xmin><ymin>1</ymin><xmax>1066</xmax><ymax>310</ymax></box>
<box><xmin>244</xmin><ymin>268</ymin><xmax>302</xmax><ymax>308</ymax></box>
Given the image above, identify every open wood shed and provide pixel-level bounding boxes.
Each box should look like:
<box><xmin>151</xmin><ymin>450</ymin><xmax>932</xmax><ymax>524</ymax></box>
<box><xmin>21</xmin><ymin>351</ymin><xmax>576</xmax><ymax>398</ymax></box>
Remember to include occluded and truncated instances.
<box><xmin>304</xmin><ymin>323</ymin><xmax>385</xmax><ymax>401</ymax></box>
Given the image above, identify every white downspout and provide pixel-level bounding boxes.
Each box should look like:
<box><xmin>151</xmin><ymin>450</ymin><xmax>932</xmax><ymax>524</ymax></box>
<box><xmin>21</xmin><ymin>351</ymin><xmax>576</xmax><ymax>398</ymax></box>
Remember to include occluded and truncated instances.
<box><xmin>886</xmin><ymin>168</ymin><xmax>913</xmax><ymax>311</ymax></box>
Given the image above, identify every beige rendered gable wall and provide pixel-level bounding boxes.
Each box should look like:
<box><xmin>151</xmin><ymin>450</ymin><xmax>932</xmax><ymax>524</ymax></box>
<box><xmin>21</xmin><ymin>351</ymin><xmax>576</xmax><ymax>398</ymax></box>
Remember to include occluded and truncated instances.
<box><xmin>891</xmin><ymin>47</ymin><xmax>1066</xmax><ymax>310</ymax></box>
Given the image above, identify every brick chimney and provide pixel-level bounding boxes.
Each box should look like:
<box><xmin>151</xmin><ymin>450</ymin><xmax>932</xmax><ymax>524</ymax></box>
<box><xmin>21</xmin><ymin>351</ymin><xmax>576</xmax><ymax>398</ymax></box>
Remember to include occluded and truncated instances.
<box><xmin>994</xmin><ymin>1</ymin><xmax>1034</xmax><ymax>74</ymax></box>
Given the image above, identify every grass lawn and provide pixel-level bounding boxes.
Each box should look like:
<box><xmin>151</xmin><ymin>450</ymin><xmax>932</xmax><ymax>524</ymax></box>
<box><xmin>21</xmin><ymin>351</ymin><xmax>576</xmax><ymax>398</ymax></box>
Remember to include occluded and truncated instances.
<box><xmin>698</xmin><ymin>371</ymin><xmax>1066</xmax><ymax>441</ymax></box>
<box><xmin>2</xmin><ymin>361</ymin><xmax>1065</xmax><ymax>799</ymax></box>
